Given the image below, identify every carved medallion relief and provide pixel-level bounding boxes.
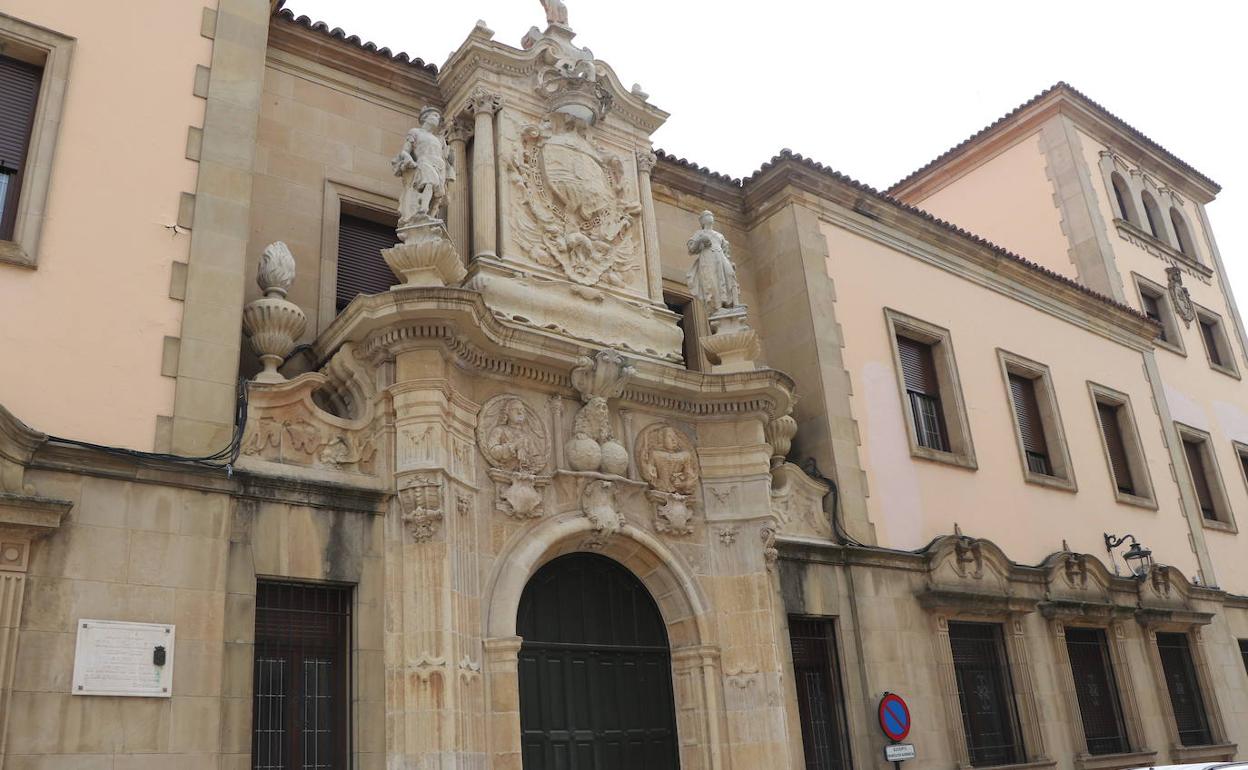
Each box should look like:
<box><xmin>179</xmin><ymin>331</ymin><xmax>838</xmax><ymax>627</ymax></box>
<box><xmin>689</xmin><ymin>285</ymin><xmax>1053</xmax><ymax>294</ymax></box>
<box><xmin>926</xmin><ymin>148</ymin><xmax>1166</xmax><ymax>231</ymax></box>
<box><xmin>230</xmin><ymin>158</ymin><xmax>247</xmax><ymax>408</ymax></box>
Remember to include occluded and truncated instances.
<box><xmin>476</xmin><ymin>394</ymin><xmax>552</xmax><ymax>519</ymax></box>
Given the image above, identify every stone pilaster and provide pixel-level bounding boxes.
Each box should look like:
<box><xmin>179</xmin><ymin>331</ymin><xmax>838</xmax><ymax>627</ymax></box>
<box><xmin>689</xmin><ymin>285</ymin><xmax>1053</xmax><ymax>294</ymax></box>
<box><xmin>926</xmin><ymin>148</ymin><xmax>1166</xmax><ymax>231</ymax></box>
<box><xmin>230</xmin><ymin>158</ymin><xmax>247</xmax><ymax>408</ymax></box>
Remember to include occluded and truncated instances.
<box><xmin>469</xmin><ymin>92</ymin><xmax>502</xmax><ymax>259</ymax></box>
<box><xmin>446</xmin><ymin>122</ymin><xmax>472</xmax><ymax>260</ymax></box>
<box><xmin>636</xmin><ymin>150</ymin><xmax>663</xmax><ymax>302</ymax></box>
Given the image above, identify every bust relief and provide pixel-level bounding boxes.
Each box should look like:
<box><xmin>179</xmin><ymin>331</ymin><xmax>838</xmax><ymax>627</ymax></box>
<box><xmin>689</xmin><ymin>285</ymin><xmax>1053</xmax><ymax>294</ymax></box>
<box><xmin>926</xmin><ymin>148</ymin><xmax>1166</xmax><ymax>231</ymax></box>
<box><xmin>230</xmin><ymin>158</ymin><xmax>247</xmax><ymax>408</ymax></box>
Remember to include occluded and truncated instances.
<box><xmin>637</xmin><ymin>424</ymin><xmax>699</xmax><ymax>495</ymax></box>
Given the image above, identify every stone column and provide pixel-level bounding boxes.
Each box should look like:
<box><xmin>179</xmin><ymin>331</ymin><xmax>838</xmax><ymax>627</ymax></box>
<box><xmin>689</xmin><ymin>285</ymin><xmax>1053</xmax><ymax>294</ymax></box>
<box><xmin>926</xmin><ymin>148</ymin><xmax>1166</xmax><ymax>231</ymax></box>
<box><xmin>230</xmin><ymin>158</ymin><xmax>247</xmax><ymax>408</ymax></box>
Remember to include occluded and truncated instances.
<box><xmin>636</xmin><ymin>150</ymin><xmax>663</xmax><ymax>302</ymax></box>
<box><xmin>469</xmin><ymin>92</ymin><xmax>502</xmax><ymax>259</ymax></box>
<box><xmin>445</xmin><ymin>122</ymin><xmax>472</xmax><ymax>261</ymax></box>
<box><xmin>484</xmin><ymin>636</ymin><xmax>523</xmax><ymax>767</ymax></box>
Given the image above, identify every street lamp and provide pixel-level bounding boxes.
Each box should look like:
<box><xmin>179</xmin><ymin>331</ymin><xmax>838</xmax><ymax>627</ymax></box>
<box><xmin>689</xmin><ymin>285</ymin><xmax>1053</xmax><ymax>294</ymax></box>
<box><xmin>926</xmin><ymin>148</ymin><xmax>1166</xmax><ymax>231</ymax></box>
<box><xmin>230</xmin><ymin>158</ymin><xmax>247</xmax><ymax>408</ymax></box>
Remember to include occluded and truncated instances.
<box><xmin>1103</xmin><ymin>533</ymin><xmax>1154</xmax><ymax>577</ymax></box>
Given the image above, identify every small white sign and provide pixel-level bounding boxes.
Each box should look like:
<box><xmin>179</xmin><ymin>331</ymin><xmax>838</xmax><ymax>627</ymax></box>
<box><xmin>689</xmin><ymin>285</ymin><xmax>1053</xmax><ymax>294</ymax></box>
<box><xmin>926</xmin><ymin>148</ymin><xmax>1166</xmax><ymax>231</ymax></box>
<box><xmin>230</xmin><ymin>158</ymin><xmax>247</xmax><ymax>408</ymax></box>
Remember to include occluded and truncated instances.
<box><xmin>884</xmin><ymin>743</ymin><xmax>916</xmax><ymax>762</ymax></box>
<box><xmin>71</xmin><ymin>619</ymin><xmax>174</xmax><ymax>697</ymax></box>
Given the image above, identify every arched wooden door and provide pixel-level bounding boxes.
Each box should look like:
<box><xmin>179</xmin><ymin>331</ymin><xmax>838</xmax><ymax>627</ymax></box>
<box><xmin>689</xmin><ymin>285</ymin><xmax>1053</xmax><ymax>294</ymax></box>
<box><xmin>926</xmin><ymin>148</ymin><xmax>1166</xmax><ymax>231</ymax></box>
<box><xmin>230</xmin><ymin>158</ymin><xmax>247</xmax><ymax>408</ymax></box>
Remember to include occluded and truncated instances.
<box><xmin>517</xmin><ymin>552</ymin><xmax>681</xmax><ymax>769</ymax></box>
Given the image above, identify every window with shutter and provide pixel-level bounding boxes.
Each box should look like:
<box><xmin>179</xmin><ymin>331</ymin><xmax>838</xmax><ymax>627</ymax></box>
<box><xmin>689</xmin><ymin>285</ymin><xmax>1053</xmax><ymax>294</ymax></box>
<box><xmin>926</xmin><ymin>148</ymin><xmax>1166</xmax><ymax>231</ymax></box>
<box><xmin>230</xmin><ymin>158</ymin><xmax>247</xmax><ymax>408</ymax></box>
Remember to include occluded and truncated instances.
<box><xmin>1199</xmin><ymin>318</ymin><xmax>1224</xmax><ymax>367</ymax></box>
<box><xmin>1239</xmin><ymin>639</ymin><xmax>1248</xmax><ymax>677</ymax></box>
<box><xmin>0</xmin><ymin>55</ymin><xmax>42</xmax><ymax>241</ymax></box>
<box><xmin>1009</xmin><ymin>374</ymin><xmax>1051</xmax><ymax>476</ymax></box>
<box><xmin>949</xmin><ymin>622</ymin><xmax>1024</xmax><ymax>767</ymax></box>
<box><xmin>789</xmin><ymin>617</ymin><xmax>852</xmax><ymax>770</ymax></box>
<box><xmin>253</xmin><ymin>581</ymin><xmax>352</xmax><ymax>770</ymax></box>
<box><xmin>1065</xmin><ymin>628</ymin><xmax>1129</xmax><ymax>756</ymax></box>
<box><xmin>336</xmin><ymin>213</ymin><xmax>398</xmax><ymax>312</ymax></box>
<box><xmin>1097</xmin><ymin>402</ymin><xmax>1135</xmax><ymax>495</ymax></box>
<box><xmin>1155</xmin><ymin>632</ymin><xmax>1212</xmax><ymax>747</ymax></box>
<box><xmin>897</xmin><ymin>335</ymin><xmax>949</xmax><ymax>452</ymax></box>
<box><xmin>1182</xmin><ymin>439</ymin><xmax>1218</xmax><ymax>521</ymax></box>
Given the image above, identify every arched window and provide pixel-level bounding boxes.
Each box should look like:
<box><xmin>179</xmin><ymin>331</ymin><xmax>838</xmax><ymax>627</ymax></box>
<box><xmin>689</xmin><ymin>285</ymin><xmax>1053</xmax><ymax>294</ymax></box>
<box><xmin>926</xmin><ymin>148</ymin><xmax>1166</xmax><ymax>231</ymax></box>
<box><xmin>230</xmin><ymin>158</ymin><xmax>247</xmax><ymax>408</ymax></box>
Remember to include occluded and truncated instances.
<box><xmin>1140</xmin><ymin>191</ymin><xmax>1166</xmax><ymax>243</ymax></box>
<box><xmin>1170</xmin><ymin>207</ymin><xmax>1197</xmax><ymax>258</ymax></box>
<box><xmin>1110</xmin><ymin>172</ymin><xmax>1138</xmax><ymax>225</ymax></box>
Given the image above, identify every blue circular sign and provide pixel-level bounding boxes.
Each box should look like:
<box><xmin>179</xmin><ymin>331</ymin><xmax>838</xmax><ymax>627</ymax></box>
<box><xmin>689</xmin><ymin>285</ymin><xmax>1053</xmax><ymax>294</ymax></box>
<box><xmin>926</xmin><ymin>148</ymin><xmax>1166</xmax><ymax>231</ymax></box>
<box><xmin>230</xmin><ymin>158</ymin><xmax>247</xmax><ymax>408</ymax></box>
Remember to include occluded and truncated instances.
<box><xmin>878</xmin><ymin>692</ymin><xmax>911</xmax><ymax>742</ymax></box>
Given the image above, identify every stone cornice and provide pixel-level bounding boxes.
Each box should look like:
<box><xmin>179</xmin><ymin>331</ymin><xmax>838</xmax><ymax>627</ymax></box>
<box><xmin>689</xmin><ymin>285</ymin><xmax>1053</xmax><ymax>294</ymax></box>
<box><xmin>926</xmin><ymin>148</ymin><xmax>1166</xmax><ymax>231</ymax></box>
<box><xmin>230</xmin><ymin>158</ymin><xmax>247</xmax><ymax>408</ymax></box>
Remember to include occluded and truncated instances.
<box><xmin>743</xmin><ymin>158</ymin><xmax>1160</xmax><ymax>350</ymax></box>
<box><xmin>317</xmin><ymin>287</ymin><xmax>797</xmax><ymax>420</ymax></box>
<box><xmin>888</xmin><ymin>84</ymin><xmax>1219</xmax><ymax>205</ymax></box>
<box><xmin>268</xmin><ymin>11</ymin><xmax>442</xmax><ymax>107</ymax></box>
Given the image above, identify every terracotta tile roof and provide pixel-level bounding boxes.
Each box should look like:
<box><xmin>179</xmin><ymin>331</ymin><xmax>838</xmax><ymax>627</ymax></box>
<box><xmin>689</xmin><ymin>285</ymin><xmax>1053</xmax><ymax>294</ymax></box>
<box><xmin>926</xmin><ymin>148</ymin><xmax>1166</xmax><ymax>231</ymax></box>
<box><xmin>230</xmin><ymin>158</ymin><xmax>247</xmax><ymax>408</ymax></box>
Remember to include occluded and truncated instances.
<box><xmin>750</xmin><ymin>149</ymin><xmax>1153</xmax><ymax>324</ymax></box>
<box><xmin>887</xmin><ymin>81</ymin><xmax>1219</xmax><ymax>195</ymax></box>
<box><xmin>654</xmin><ymin>147</ymin><xmax>1150</xmax><ymax>325</ymax></box>
<box><xmin>274</xmin><ymin>8</ymin><xmax>439</xmax><ymax>75</ymax></box>
<box><xmin>653</xmin><ymin>149</ymin><xmax>742</xmax><ymax>187</ymax></box>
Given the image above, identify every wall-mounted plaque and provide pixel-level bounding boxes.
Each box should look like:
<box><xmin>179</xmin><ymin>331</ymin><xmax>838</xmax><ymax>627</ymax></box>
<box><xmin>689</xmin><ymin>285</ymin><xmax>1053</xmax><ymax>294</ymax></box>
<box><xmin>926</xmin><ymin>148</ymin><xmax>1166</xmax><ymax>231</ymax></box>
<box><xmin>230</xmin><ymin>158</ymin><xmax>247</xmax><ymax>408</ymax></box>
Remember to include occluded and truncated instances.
<box><xmin>71</xmin><ymin>619</ymin><xmax>174</xmax><ymax>697</ymax></box>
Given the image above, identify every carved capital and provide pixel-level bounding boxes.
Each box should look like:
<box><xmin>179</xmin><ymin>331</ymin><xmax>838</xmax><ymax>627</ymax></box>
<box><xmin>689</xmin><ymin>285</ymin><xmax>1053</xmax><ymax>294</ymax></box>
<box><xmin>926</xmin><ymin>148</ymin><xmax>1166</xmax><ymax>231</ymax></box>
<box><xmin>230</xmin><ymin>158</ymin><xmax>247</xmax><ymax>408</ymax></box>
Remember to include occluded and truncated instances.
<box><xmin>635</xmin><ymin>150</ymin><xmax>658</xmax><ymax>175</ymax></box>
<box><xmin>444</xmin><ymin>121</ymin><xmax>472</xmax><ymax>145</ymax></box>
<box><xmin>468</xmin><ymin>90</ymin><xmax>502</xmax><ymax>117</ymax></box>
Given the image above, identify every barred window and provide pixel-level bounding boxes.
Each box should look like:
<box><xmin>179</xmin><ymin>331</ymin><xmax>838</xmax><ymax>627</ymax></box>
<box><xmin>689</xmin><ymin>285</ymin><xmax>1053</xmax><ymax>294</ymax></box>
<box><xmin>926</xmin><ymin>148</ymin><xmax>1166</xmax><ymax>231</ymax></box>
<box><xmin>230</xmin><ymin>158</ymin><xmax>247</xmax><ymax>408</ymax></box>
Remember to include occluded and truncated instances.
<box><xmin>1155</xmin><ymin>632</ymin><xmax>1212</xmax><ymax>747</ymax></box>
<box><xmin>789</xmin><ymin>617</ymin><xmax>852</xmax><ymax>770</ymax></box>
<box><xmin>1065</xmin><ymin>628</ymin><xmax>1129</xmax><ymax>755</ymax></box>
<box><xmin>253</xmin><ymin>581</ymin><xmax>352</xmax><ymax>770</ymax></box>
<box><xmin>0</xmin><ymin>54</ymin><xmax>42</xmax><ymax>241</ymax></box>
<box><xmin>897</xmin><ymin>335</ymin><xmax>949</xmax><ymax>452</ymax></box>
<box><xmin>949</xmin><ymin>622</ymin><xmax>1024</xmax><ymax>767</ymax></box>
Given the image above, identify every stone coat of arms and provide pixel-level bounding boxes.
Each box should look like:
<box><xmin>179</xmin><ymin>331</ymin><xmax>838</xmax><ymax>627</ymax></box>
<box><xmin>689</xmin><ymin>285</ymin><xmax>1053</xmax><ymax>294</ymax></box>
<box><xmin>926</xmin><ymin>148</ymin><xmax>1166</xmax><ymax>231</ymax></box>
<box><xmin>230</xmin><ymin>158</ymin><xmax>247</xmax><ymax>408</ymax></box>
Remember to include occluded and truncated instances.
<box><xmin>509</xmin><ymin>113</ymin><xmax>641</xmax><ymax>287</ymax></box>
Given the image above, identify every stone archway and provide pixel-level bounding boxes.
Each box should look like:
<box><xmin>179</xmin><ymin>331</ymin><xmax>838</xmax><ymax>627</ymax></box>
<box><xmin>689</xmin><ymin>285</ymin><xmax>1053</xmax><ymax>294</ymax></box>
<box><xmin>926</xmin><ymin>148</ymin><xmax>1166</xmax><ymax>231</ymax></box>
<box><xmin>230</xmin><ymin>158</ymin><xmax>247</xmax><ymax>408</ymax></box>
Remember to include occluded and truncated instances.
<box><xmin>482</xmin><ymin>515</ymin><xmax>725</xmax><ymax>770</ymax></box>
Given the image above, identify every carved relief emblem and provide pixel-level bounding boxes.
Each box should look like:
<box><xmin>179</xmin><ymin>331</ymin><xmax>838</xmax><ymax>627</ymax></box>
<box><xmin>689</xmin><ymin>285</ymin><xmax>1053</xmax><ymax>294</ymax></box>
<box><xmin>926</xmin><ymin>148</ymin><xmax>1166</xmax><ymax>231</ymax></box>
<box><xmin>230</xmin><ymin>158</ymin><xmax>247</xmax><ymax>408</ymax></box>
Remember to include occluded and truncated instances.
<box><xmin>399</xmin><ymin>474</ymin><xmax>444</xmax><ymax>542</ymax></box>
<box><xmin>477</xmin><ymin>395</ymin><xmax>551</xmax><ymax>519</ymax></box>
<box><xmin>581</xmin><ymin>479</ymin><xmax>624</xmax><ymax>548</ymax></box>
<box><xmin>1167</xmin><ymin>267</ymin><xmax>1196</xmax><ymax>327</ymax></box>
<box><xmin>636</xmin><ymin>424</ymin><xmax>699</xmax><ymax>495</ymax></box>
<box><xmin>509</xmin><ymin>114</ymin><xmax>641</xmax><ymax>287</ymax></box>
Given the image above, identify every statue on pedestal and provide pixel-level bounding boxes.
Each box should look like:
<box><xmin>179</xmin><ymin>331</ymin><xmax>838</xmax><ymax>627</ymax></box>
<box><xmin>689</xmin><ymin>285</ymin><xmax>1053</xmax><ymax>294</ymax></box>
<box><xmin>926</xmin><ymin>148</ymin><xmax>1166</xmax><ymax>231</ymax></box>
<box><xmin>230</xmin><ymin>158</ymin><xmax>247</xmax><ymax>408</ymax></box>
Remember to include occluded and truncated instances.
<box><xmin>686</xmin><ymin>210</ymin><xmax>742</xmax><ymax>318</ymax></box>
<box><xmin>541</xmin><ymin>0</ymin><xmax>569</xmax><ymax>26</ymax></box>
<box><xmin>393</xmin><ymin>107</ymin><xmax>456</xmax><ymax>227</ymax></box>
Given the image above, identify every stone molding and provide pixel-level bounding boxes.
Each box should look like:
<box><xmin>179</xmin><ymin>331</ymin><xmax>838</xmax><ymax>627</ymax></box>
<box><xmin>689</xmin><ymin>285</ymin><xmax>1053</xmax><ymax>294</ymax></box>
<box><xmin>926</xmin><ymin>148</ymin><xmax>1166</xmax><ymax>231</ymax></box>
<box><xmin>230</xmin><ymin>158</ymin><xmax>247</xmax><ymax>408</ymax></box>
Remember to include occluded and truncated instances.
<box><xmin>316</xmin><ymin>287</ymin><xmax>796</xmax><ymax>422</ymax></box>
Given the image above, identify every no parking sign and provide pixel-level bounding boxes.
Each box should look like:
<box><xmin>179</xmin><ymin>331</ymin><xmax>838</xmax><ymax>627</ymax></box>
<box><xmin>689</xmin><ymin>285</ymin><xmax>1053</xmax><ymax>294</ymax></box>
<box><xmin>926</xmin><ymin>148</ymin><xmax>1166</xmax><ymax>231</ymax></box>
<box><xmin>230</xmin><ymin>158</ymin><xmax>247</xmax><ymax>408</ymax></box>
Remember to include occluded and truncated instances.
<box><xmin>878</xmin><ymin>692</ymin><xmax>915</xmax><ymax>765</ymax></box>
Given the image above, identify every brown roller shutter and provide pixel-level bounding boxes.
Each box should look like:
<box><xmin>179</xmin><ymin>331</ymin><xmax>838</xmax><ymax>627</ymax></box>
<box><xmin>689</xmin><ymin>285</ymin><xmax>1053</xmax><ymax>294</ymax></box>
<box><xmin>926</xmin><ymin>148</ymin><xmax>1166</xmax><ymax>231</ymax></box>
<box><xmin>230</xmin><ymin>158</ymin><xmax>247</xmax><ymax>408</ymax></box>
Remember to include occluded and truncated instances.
<box><xmin>1182</xmin><ymin>439</ymin><xmax>1217</xmax><ymax>520</ymax></box>
<box><xmin>897</xmin><ymin>335</ymin><xmax>938</xmax><ymax>395</ymax></box>
<box><xmin>1097</xmin><ymin>402</ymin><xmax>1135</xmax><ymax>495</ymax></box>
<box><xmin>1009</xmin><ymin>375</ymin><xmax>1047</xmax><ymax>456</ymax></box>
<box><xmin>336</xmin><ymin>213</ymin><xmax>397</xmax><ymax>312</ymax></box>
<box><xmin>0</xmin><ymin>55</ymin><xmax>42</xmax><ymax>240</ymax></box>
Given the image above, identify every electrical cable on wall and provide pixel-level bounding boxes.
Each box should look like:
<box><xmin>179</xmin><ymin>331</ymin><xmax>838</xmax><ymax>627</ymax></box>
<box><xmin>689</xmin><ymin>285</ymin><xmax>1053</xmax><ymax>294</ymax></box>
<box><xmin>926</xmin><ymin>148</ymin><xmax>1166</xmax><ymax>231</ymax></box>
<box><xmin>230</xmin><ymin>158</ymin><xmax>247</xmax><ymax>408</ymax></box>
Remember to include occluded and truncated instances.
<box><xmin>44</xmin><ymin>379</ymin><xmax>250</xmax><ymax>474</ymax></box>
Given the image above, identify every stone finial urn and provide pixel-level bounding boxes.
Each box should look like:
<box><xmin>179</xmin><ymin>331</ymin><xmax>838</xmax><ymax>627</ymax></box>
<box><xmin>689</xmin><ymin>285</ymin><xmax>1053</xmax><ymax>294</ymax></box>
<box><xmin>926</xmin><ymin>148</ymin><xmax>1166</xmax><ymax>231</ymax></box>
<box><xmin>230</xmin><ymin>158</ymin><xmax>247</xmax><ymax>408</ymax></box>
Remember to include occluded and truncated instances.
<box><xmin>242</xmin><ymin>241</ymin><xmax>307</xmax><ymax>383</ymax></box>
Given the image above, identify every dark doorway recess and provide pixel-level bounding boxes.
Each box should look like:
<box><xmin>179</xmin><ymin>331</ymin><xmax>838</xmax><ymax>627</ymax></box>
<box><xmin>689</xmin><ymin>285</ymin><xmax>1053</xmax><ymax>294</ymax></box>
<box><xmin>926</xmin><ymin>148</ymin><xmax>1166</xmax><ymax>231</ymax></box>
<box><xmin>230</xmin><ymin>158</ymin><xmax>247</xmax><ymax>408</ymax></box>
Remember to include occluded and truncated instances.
<box><xmin>517</xmin><ymin>552</ymin><xmax>681</xmax><ymax>770</ymax></box>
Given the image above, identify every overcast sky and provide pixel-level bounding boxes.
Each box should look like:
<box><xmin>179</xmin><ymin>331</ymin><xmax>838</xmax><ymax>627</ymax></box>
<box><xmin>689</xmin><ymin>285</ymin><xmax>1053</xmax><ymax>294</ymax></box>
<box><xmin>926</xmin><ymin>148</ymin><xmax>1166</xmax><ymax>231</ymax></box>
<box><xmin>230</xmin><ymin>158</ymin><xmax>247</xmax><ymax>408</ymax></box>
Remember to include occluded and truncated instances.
<box><xmin>286</xmin><ymin>0</ymin><xmax>1246</xmax><ymax>304</ymax></box>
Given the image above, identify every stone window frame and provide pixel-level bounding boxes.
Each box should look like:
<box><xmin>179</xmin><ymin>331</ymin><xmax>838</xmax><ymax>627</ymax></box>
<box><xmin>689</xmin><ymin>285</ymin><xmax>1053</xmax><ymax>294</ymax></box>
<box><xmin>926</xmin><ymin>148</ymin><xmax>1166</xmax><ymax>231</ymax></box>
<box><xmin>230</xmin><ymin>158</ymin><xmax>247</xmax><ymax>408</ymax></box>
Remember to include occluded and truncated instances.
<box><xmin>884</xmin><ymin>308</ymin><xmax>977</xmax><ymax>470</ymax></box>
<box><xmin>1131</xmin><ymin>273</ymin><xmax>1186</xmax><ymax>357</ymax></box>
<box><xmin>1174</xmin><ymin>422</ymin><xmax>1237</xmax><ymax>533</ymax></box>
<box><xmin>318</xmin><ymin>177</ymin><xmax>398</xmax><ymax>334</ymax></box>
<box><xmin>1193</xmin><ymin>303</ymin><xmax>1240</xmax><ymax>379</ymax></box>
<box><xmin>928</xmin><ymin>609</ymin><xmax>1051</xmax><ymax>770</ymax></box>
<box><xmin>1139</xmin><ymin>622</ymin><xmax>1236</xmax><ymax>764</ymax></box>
<box><xmin>0</xmin><ymin>12</ymin><xmax>73</xmax><ymax>269</ymax></box>
<box><xmin>996</xmin><ymin>349</ymin><xmax>1077</xmax><ymax>491</ymax></box>
<box><xmin>1087</xmin><ymin>382</ymin><xmax>1157</xmax><ymax>510</ymax></box>
<box><xmin>662</xmin><ymin>278</ymin><xmax>711</xmax><ymax>372</ymax></box>
<box><xmin>1046</xmin><ymin>617</ymin><xmax>1154</xmax><ymax>770</ymax></box>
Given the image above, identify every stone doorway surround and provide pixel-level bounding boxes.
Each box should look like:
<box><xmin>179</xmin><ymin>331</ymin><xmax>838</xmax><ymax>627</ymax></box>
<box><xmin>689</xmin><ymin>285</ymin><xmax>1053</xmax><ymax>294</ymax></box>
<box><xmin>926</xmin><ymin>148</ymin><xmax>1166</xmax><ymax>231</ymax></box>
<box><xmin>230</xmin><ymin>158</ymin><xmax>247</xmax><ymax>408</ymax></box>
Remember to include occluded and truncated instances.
<box><xmin>482</xmin><ymin>512</ymin><xmax>726</xmax><ymax>770</ymax></box>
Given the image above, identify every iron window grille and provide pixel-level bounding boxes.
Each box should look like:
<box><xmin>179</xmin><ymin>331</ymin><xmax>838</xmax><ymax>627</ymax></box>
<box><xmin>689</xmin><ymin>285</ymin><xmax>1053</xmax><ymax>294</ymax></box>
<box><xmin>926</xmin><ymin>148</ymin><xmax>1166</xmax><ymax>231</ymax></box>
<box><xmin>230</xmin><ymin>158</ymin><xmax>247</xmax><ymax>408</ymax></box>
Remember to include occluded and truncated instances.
<box><xmin>252</xmin><ymin>580</ymin><xmax>352</xmax><ymax>770</ymax></box>
<box><xmin>1065</xmin><ymin>628</ymin><xmax>1129</xmax><ymax>756</ymax></box>
<box><xmin>949</xmin><ymin>622</ymin><xmax>1025</xmax><ymax>767</ymax></box>
<box><xmin>789</xmin><ymin>617</ymin><xmax>853</xmax><ymax>770</ymax></box>
<box><xmin>0</xmin><ymin>54</ymin><xmax>42</xmax><ymax>241</ymax></box>
<box><xmin>1155</xmin><ymin>632</ymin><xmax>1213</xmax><ymax>747</ymax></box>
<box><xmin>897</xmin><ymin>335</ymin><xmax>950</xmax><ymax>452</ymax></box>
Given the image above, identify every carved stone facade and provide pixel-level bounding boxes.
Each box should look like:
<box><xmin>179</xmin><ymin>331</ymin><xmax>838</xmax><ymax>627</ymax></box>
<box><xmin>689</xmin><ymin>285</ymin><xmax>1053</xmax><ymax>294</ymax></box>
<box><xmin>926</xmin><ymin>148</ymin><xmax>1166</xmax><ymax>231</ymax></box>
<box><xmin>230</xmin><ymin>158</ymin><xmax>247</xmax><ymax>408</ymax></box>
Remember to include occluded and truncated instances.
<box><xmin>5</xmin><ymin>3</ymin><xmax>1248</xmax><ymax>770</ymax></box>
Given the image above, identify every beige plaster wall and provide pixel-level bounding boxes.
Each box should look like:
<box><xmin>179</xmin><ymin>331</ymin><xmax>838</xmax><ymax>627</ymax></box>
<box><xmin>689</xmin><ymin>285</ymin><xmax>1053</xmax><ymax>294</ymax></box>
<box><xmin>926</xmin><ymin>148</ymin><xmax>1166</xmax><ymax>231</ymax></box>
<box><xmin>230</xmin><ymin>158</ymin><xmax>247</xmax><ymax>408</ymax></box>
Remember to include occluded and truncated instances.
<box><xmin>0</xmin><ymin>2</ymin><xmax>212</xmax><ymax>449</ymax></box>
<box><xmin>1075</xmin><ymin>128</ymin><xmax>1248</xmax><ymax>595</ymax></box>
<box><xmin>907</xmin><ymin>132</ymin><xmax>1078</xmax><ymax>281</ymax></box>
<box><xmin>247</xmin><ymin>59</ymin><xmax>422</xmax><ymax>345</ymax></box>
<box><xmin>821</xmin><ymin>220</ymin><xmax>1199</xmax><ymax>573</ymax></box>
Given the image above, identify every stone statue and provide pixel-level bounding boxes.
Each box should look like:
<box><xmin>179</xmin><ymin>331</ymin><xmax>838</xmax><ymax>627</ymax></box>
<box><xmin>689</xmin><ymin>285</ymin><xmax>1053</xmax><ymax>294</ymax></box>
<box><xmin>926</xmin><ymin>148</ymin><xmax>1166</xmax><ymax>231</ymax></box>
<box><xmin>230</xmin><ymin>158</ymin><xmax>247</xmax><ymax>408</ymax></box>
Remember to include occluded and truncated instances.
<box><xmin>541</xmin><ymin>0</ymin><xmax>569</xmax><ymax>26</ymax></box>
<box><xmin>480</xmin><ymin>396</ymin><xmax>548</xmax><ymax>474</ymax></box>
<box><xmin>638</xmin><ymin>425</ymin><xmax>698</xmax><ymax>495</ymax></box>
<box><xmin>392</xmin><ymin>107</ymin><xmax>456</xmax><ymax>227</ymax></box>
<box><xmin>686</xmin><ymin>210</ymin><xmax>742</xmax><ymax>317</ymax></box>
